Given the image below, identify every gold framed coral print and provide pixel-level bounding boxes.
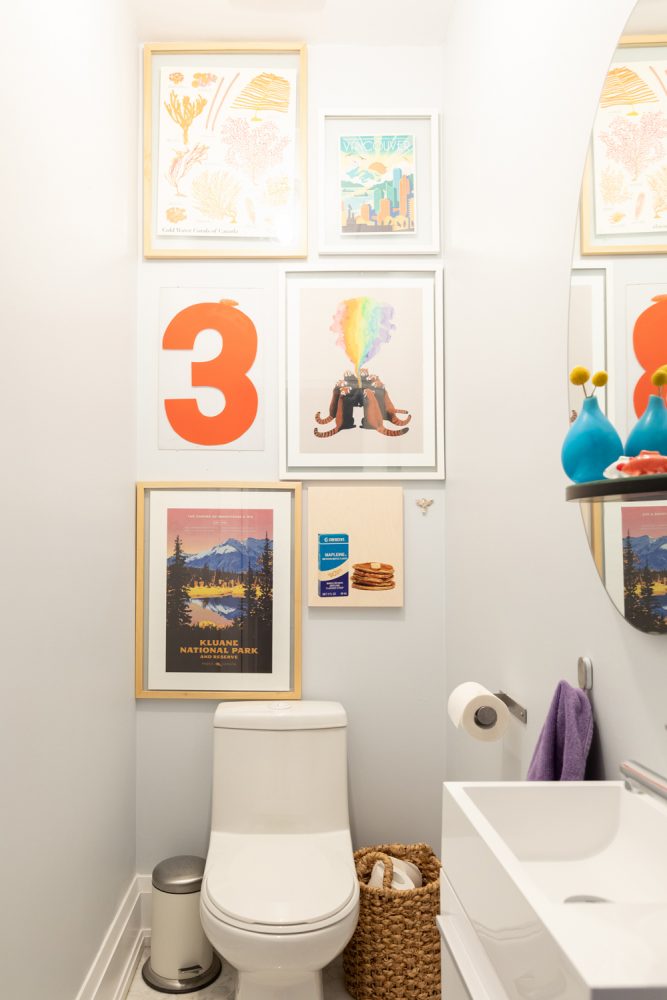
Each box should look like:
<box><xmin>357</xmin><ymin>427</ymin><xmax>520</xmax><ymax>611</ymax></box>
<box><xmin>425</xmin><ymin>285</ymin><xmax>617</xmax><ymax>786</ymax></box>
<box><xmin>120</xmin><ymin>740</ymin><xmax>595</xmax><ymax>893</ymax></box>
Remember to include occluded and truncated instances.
<box><xmin>581</xmin><ymin>35</ymin><xmax>667</xmax><ymax>255</ymax></box>
<box><xmin>144</xmin><ymin>43</ymin><xmax>307</xmax><ymax>258</ymax></box>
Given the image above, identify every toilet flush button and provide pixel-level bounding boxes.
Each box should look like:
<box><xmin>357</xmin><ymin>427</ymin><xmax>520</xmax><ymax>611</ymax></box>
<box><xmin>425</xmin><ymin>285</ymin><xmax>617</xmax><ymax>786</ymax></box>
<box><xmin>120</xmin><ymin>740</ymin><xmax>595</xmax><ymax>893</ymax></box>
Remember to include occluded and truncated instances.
<box><xmin>270</xmin><ymin>702</ymin><xmax>292</xmax><ymax>712</ymax></box>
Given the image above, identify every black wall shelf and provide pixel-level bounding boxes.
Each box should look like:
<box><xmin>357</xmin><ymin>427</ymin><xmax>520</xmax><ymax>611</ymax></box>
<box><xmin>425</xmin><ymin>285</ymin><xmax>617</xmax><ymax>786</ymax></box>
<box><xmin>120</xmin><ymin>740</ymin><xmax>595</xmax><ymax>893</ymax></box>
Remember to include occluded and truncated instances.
<box><xmin>566</xmin><ymin>474</ymin><xmax>667</xmax><ymax>503</ymax></box>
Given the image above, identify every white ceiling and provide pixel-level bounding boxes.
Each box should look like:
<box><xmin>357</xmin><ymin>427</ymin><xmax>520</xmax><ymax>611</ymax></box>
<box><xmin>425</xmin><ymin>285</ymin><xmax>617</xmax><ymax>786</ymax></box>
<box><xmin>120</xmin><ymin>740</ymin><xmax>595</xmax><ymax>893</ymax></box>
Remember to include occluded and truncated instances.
<box><xmin>136</xmin><ymin>0</ymin><xmax>456</xmax><ymax>45</ymax></box>
<box><xmin>134</xmin><ymin>0</ymin><xmax>667</xmax><ymax>52</ymax></box>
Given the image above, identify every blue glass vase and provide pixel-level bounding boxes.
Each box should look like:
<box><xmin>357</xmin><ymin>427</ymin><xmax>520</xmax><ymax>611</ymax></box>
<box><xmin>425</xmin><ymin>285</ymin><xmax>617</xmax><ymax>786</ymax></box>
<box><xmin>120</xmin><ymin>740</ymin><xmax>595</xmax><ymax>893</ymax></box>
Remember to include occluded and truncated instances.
<box><xmin>561</xmin><ymin>396</ymin><xmax>623</xmax><ymax>483</ymax></box>
<box><xmin>624</xmin><ymin>393</ymin><xmax>667</xmax><ymax>456</ymax></box>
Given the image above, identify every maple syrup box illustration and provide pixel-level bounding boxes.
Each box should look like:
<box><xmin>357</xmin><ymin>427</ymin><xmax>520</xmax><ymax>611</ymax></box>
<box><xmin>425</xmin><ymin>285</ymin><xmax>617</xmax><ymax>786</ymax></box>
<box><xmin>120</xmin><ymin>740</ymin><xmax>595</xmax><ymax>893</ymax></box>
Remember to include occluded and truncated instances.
<box><xmin>317</xmin><ymin>534</ymin><xmax>350</xmax><ymax>597</ymax></box>
<box><xmin>308</xmin><ymin>487</ymin><xmax>404</xmax><ymax>608</ymax></box>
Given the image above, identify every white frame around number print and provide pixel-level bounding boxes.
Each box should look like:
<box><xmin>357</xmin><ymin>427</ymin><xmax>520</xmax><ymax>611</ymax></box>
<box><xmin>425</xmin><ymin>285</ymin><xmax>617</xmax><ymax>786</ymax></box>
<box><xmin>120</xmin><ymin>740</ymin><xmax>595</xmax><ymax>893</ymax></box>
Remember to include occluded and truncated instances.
<box><xmin>568</xmin><ymin>267</ymin><xmax>611</xmax><ymax>420</ymax></box>
<box><xmin>318</xmin><ymin>109</ymin><xmax>440</xmax><ymax>255</ymax></box>
<box><xmin>279</xmin><ymin>265</ymin><xmax>444</xmax><ymax>481</ymax></box>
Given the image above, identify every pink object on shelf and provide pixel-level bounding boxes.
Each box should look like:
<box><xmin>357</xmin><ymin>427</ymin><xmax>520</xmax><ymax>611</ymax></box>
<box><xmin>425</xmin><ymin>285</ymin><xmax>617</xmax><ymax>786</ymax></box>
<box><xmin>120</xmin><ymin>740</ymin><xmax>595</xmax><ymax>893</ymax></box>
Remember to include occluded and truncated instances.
<box><xmin>616</xmin><ymin>450</ymin><xmax>667</xmax><ymax>476</ymax></box>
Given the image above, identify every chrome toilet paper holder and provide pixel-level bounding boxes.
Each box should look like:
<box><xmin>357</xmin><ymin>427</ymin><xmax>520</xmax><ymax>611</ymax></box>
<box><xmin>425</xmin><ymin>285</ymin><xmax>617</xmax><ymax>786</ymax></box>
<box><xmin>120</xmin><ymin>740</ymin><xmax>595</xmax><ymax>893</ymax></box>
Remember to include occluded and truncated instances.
<box><xmin>472</xmin><ymin>691</ymin><xmax>527</xmax><ymax>730</ymax></box>
<box><xmin>495</xmin><ymin>691</ymin><xmax>527</xmax><ymax>724</ymax></box>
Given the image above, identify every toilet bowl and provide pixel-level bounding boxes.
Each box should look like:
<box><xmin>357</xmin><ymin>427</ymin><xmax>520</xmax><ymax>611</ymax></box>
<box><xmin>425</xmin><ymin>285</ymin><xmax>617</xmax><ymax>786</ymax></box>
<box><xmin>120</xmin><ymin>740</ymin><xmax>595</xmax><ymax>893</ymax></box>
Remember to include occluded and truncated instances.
<box><xmin>200</xmin><ymin>702</ymin><xmax>360</xmax><ymax>1000</ymax></box>
<box><xmin>200</xmin><ymin>833</ymin><xmax>359</xmax><ymax>999</ymax></box>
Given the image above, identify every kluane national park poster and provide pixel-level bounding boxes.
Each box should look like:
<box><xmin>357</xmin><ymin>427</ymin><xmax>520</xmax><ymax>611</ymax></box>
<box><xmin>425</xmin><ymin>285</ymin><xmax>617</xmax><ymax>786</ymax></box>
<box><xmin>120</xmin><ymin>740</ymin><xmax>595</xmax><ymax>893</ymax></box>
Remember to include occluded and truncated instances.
<box><xmin>165</xmin><ymin>506</ymin><xmax>274</xmax><ymax>673</ymax></box>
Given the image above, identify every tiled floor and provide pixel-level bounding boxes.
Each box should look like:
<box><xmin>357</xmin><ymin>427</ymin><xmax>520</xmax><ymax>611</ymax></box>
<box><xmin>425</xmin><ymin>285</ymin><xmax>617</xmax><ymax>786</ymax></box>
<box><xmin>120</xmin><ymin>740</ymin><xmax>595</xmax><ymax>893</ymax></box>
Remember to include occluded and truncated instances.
<box><xmin>126</xmin><ymin>946</ymin><xmax>352</xmax><ymax>999</ymax></box>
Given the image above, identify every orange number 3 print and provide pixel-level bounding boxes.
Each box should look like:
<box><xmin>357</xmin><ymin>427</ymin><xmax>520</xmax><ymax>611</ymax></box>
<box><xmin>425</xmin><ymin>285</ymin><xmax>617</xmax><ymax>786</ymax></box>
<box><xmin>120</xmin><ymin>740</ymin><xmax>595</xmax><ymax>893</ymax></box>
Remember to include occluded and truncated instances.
<box><xmin>633</xmin><ymin>295</ymin><xmax>667</xmax><ymax>419</ymax></box>
<box><xmin>162</xmin><ymin>299</ymin><xmax>258</xmax><ymax>446</ymax></box>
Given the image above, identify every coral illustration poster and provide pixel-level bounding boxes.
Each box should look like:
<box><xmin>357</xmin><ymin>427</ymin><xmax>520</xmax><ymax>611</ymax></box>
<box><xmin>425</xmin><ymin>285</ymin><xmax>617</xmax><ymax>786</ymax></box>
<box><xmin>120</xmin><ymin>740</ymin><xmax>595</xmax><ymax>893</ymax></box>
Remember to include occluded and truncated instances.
<box><xmin>592</xmin><ymin>59</ymin><xmax>667</xmax><ymax>236</ymax></box>
<box><xmin>156</xmin><ymin>66</ymin><xmax>297</xmax><ymax>238</ymax></box>
<box><xmin>339</xmin><ymin>135</ymin><xmax>415</xmax><ymax>234</ymax></box>
<box><xmin>147</xmin><ymin>490</ymin><xmax>292</xmax><ymax>692</ymax></box>
<box><xmin>285</xmin><ymin>273</ymin><xmax>439</xmax><ymax>474</ymax></box>
<box><xmin>621</xmin><ymin>505</ymin><xmax>667</xmax><ymax>633</ymax></box>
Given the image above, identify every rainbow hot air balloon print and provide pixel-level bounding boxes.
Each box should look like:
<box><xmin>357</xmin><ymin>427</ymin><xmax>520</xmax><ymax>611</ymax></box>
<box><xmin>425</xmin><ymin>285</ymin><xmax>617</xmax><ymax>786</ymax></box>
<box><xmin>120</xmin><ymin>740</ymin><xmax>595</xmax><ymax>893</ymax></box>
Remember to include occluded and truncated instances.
<box><xmin>330</xmin><ymin>297</ymin><xmax>395</xmax><ymax>386</ymax></box>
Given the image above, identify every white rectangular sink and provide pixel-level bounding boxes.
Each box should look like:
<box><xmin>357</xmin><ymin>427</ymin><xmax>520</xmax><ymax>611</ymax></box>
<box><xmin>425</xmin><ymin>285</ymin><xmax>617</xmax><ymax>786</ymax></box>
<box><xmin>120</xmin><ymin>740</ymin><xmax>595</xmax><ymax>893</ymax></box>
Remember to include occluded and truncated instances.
<box><xmin>442</xmin><ymin>781</ymin><xmax>667</xmax><ymax>999</ymax></box>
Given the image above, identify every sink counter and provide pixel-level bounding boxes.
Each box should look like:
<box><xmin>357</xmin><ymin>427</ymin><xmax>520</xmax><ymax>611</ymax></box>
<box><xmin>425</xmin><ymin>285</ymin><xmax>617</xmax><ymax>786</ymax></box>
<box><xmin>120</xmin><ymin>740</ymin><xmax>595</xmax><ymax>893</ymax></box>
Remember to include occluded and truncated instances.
<box><xmin>441</xmin><ymin>781</ymin><xmax>667</xmax><ymax>999</ymax></box>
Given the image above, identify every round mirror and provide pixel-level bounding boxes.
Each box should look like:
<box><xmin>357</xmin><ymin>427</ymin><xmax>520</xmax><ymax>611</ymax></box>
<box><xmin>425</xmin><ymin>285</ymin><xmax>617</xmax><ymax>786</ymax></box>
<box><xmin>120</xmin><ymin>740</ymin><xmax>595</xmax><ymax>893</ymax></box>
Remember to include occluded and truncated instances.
<box><xmin>570</xmin><ymin>2</ymin><xmax>667</xmax><ymax>633</ymax></box>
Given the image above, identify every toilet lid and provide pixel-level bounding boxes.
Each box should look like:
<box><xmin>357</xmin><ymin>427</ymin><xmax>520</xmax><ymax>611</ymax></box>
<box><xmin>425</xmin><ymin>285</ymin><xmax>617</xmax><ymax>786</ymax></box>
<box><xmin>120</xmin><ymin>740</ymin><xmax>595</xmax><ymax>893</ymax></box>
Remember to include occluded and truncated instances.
<box><xmin>204</xmin><ymin>838</ymin><xmax>356</xmax><ymax>927</ymax></box>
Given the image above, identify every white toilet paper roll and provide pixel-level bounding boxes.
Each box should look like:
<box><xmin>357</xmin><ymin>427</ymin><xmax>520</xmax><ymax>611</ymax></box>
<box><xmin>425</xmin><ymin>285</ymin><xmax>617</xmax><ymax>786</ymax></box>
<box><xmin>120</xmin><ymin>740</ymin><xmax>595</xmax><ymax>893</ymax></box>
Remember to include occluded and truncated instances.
<box><xmin>368</xmin><ymin>861</ymin><xmax>415</xmax><ymax>891</ymax></box>
<box><xmin>447</xmin><ymin>682</ymin><xmax>510</xmax><ymax>742</ymax></box>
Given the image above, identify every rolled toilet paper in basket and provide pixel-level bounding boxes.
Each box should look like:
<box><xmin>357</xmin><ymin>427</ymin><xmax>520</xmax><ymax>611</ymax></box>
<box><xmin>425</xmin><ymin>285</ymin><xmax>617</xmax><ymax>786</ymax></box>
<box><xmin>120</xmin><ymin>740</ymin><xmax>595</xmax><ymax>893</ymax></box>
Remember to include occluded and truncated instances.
<box><xmin>367</xmin><ymin>857</ymin><xmax>423</xmax><ymax>891</ymax></box>
<box><xmin>447</xmin><ymin>682</ymin><xmax>510</xmax><ymax>743</ymax></box>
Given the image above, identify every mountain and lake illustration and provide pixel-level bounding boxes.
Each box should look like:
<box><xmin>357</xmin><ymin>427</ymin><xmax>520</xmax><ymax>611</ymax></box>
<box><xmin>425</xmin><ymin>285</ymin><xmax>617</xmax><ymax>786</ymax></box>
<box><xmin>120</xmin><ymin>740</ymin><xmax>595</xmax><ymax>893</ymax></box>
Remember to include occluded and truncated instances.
<box><xmin>165</xmin><ymin>524</ymin><xmax>274</xmax><ymax>674</ymax></box>
<box><xmin>622</xmin><ymin>514</ymin><xmax>667</xmax><ymax>634</ymax></box>
<box><xmin>626</xmin><ymin>533</ymin><xmax>667</xmax><ymax>572</ymax></box>
<box><xmin>169</xmin><ymin>536</ymin><xmax>272</xmax><ymax>574</ymax></box>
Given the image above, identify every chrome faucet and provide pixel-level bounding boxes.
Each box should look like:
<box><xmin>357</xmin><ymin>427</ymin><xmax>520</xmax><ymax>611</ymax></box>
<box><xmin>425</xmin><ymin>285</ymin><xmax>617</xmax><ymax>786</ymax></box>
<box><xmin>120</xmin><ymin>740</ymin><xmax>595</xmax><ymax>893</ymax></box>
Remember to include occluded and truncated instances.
<box><xmin>619</xmin><ymin>760</ymin><xmax>667</xmax><ymax>802</ymax></box>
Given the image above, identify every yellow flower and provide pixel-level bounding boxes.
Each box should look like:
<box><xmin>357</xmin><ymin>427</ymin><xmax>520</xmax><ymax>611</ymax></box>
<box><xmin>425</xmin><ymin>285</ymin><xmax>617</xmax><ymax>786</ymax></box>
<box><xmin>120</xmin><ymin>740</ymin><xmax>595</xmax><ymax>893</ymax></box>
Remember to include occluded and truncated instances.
<box><xmin>651</xmin><ymin>369</ymin><xmax>667</xmax><ymax>387</ymax></box>
<box><xmin>569</xmin><ymin>366</ymin><xmax>590</xmax><ymax>386</ymax></box>
<box><xmin>591</xmin><ymin>370</ymin><xmax>608</xmax><ymax>387</ymax></box>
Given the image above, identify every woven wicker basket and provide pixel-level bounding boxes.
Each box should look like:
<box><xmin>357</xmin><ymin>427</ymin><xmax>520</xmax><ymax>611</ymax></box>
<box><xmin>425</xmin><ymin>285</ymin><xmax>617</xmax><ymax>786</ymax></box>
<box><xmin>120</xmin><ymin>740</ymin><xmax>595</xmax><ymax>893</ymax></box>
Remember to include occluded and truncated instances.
<box><xmin>343</xmin><ymin>842</ymin><xmax>441</xmax><ymax>1000</ymax></box>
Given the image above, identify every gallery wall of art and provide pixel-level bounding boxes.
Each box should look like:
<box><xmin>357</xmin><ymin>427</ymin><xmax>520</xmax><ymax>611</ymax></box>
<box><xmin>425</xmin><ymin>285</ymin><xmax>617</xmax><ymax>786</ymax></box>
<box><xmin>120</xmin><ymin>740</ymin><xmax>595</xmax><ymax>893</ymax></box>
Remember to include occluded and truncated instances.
<box><xmin>135</xmin><ymin>42</ymin><xmax>447</xmax><ymax>871</ymax></box>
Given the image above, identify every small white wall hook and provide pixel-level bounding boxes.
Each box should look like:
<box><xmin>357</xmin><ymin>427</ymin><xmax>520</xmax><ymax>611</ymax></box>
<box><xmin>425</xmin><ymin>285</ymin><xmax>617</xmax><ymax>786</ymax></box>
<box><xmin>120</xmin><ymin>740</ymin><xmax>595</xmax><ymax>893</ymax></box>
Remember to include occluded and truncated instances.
<box><xmin>416</xmin><ymin>498</ymin><xmax>434</xmax><ymax>516</ymax></box>
<box><xmin>577</xmin><ymin>656</ymin><xmax>593</xmax><ymax>691</ymax></box>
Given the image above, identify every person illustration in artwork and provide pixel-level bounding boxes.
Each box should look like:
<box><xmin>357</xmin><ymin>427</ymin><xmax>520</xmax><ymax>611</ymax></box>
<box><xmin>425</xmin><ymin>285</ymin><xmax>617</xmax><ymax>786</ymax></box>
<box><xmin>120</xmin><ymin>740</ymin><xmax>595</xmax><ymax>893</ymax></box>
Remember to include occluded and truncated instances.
<box><xmin>312</xmin><ymin>297</ymin><xmax>412</xmax><ymax>438</ymax></box>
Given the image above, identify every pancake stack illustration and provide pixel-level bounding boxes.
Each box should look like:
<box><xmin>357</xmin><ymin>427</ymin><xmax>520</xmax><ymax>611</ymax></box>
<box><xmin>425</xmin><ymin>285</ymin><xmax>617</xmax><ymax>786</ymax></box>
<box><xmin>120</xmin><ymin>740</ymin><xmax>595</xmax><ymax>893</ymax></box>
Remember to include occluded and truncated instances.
<box><xmin>351</xmin><ymin>561</ymin><xmax>395</xmax><ymax>591</ymax></box>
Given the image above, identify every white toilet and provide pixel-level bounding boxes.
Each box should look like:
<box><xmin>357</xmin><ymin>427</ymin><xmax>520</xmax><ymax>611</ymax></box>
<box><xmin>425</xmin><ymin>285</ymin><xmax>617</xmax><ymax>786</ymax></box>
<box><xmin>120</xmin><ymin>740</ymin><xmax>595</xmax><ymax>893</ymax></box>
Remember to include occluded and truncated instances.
<box><xmin>200</xmin><ymin>701</ymin><xmax>360</xmax><ymax>1000</ymax></box>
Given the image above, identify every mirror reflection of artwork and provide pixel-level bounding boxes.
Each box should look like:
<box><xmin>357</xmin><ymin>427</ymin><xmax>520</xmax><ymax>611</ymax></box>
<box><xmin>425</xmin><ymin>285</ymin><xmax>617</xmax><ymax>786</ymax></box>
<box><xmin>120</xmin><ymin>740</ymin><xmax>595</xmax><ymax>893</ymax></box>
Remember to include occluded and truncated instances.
<box><xmin>157</xmin><ymin>65</ymin><xmax>297</xmax><ymax>239</ymax></box>
<box><xmin>621</xmin><ymin>505</ymin><xmax>667</xmax><ymax>633</ymax></box>
<box><xmin>592</xmin><ymin>59</ymin><xmax>667</xmax><ymax>238</ymax></box>
<box><xmin>568</xmin><ymin>270</ymin><xmax>608</xmax><ymax>420</ymax></box>
<box><xmin>626</xmin><ymin>284</ymin><xmax>667</xmax><ymax>424</ymax></box>
<box><xmin>339</xmin><ymin>134</ymin><xmax>415</xmax><ymax>235</ymax></box>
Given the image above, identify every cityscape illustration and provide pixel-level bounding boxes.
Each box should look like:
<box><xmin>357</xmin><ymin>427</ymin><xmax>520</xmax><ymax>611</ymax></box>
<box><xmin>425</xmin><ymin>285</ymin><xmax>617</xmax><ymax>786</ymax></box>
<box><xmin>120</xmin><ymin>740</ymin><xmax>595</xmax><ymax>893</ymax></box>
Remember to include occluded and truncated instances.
<box><xmin>339</xmin><ymin>134</ymin><xmax>416</xmax><ymax>234</ymax></box>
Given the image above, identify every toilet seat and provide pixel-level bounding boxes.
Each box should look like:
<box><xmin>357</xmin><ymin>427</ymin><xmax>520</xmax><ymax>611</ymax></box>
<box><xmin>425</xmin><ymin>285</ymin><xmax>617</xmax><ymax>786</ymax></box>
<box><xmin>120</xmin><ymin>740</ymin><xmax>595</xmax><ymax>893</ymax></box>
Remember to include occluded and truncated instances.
<box><xmin>202</xmin><ymin>834</ymin><xmax>358</xmax><ymax>935</ymax></box>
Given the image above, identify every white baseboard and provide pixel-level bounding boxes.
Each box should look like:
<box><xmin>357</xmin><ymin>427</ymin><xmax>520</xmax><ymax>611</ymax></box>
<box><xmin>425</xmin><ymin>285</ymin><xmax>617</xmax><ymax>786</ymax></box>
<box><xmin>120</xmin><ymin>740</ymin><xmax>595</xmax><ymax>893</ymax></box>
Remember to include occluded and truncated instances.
<box><xmin>75</xmin><ymin>875</ymin><xmax>153</xmax><ymax>1000</ymax></box>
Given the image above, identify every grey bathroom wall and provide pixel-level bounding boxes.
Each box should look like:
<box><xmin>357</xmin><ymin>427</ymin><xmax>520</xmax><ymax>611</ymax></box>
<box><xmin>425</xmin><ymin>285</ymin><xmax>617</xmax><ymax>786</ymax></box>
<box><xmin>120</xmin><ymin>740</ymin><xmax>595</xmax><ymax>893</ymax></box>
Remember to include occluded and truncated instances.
<box><xmin>441</xmin><ymin>0</ymin><xmax>667</xmax><ymax>785</ymax></box>
<box><xmin>135</xmin><ymin>42</ymin><xmax>447</xmax><ymax>872</ymax></box>
<box><xmin>1</xmin><ymin>2</ymin><xmax>138</xmax><ymax>999</ymax></box>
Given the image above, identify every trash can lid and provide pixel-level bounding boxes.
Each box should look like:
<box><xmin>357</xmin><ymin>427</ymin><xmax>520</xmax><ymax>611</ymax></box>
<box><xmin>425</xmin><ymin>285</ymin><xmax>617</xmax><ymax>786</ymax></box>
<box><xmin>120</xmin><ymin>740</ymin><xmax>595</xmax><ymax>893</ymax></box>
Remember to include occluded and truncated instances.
<box><xmin>152</xmin><ymin>855</ymin><xmax>206</xmax><ymax>894</ymax></box>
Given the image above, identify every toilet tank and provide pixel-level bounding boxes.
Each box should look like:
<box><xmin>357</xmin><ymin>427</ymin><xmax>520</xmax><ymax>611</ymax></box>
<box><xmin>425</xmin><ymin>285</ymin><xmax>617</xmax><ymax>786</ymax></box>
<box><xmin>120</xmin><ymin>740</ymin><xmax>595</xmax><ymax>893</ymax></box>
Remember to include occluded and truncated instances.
<box><xmin>211</xmin><ymin>701</ymin><xmax>350</xmax><ymax>835</ymax></box>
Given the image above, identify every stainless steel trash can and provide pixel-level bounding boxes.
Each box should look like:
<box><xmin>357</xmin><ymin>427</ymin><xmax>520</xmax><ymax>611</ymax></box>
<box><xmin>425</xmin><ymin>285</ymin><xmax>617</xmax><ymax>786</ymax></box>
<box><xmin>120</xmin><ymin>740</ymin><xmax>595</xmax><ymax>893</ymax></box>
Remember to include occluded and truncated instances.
<box><xmin>142</xmin><ymin>855</ymin><xmax>221</xmax><ymax>994</ymax></box>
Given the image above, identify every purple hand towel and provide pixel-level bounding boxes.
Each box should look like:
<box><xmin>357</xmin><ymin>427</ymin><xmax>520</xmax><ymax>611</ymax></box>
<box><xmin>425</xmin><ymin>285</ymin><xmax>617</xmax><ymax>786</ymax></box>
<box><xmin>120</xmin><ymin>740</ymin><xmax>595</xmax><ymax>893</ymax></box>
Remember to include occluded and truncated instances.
<box><xmin>526</xmin><ymin>680</ymin><xmax>594</xmax><ymax>781</ymax></box>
